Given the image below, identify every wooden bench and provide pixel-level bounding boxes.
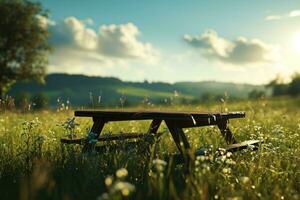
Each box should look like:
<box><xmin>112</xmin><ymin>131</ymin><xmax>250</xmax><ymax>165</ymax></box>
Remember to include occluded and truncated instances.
<box><xmin>61</xmin><ymin>110</ymin><xmax>260</xmax><ymax>160</ymax></box>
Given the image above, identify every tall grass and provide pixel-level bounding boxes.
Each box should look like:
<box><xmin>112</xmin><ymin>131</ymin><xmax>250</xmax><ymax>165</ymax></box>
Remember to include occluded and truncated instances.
<box><xmin>0</xmin><ymin>98</ymin><xmax>299</xmax><ymax>199</ymax></box>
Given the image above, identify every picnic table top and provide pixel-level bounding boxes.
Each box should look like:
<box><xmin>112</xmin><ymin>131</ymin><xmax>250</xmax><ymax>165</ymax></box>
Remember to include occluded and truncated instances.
<box><xmin>74</xmin><ymin>110</ymin><xmax>245</xmax><ymax>121</ymax></box>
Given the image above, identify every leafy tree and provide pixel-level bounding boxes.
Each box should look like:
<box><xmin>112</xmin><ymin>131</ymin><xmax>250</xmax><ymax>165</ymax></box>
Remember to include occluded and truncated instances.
<box><xmin>31</xmin><ymin>92</ymin><xmax>48</xmax><ymax>110</ymax></box>
<box><xmin>288</xmin><ymin>73</ymin><xmax>300</xmax><ymax>96</ymax></box>
<box><xmin>0</xmin><ymin>0</ymin><xmax>50</xmax><ymax>99</ymax></box>
<box><xmin>248</xmin><ymin>89</ymin><xmax>265</xmax><ymax>99</ymax></box>
<box><xmin>266</xmin><ymin>75</ymin><xmax>288</xmax><ymax>96</ymax></box>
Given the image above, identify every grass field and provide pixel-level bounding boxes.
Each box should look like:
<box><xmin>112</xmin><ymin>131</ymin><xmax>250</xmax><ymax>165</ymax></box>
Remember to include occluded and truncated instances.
<box><xmin>116</xmin><ymin>86</ymin><xmax>194</xmax><ymax>100</ymax></box>
<box><xmin>0</xmin><ymin>98</ymin><xmax>299</xmax><ymax>200</ymax></box>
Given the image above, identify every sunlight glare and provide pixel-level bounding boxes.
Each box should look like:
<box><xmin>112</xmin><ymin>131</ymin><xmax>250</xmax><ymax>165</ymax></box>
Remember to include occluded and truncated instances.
<box><xmin>292</xmin><ymin>33</ymin><xmax>300</xmax><ymax>54</ymax></box>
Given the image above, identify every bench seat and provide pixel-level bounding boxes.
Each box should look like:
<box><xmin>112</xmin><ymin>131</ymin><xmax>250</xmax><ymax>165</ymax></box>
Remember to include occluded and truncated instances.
<box><xmin>61</xmin><ymin>132</ymin><xmax>154</xmax><ymax>144</ymax></box>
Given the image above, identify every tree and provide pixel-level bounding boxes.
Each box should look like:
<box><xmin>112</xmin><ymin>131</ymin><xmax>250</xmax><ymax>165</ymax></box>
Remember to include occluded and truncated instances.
<box><xmin>0</xmin><ymin>0</ymin><xmax>50</xmax><ymax>99</ymax></box>
<box><xmin>248</xmin><ymin>89</ymin><xmax>265</xmax><ymax>99</ymax></box>
<box><xmin>266</xmin><ymin>75</ymin><xmax>288</xmax><ymax>96</ymax></box>
<box><xmin>288</xmin><ymin>73</ymin><xmax>300</xmax><ymax>96</ymax></box>
<box><xmin>31</xmin><ymin>92</ymin><xmax>48</xmax><ymax>110</ymax></box>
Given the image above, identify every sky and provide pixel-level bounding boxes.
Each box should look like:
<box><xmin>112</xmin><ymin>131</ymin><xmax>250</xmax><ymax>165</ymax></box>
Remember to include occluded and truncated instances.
<box><xmin>38</xmin><ymin>0</ymin><xmax>300</xmax><ymax>84</ymax></box>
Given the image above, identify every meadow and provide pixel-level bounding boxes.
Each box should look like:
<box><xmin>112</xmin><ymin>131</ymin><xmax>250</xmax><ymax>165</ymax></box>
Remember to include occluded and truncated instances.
<box><xmin>0</xmin><ymin>98</ymin><xmax>299</xmax><ymax>200</ymax></box>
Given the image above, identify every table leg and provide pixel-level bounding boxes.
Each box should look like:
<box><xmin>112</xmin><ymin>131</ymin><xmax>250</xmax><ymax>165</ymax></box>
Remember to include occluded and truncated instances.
<box><xmin>165</xmin><ymin>120</ymin><xmax>191</xmax><ymax>156</ymax></box>
<box><xmin>91</xmin><ymin>117</ymin><xmax>106</xmax><ymax>134</ymax></box>
<box><xmin>148</xmin><ymin>119</ymin><xmax>162</xmax><ymax>134</ymax></box>
<box><xmin>82</xmin><ymin>117</ymin><xmax>106</xmax><ymax>152</ymax></box>
<box><xmin>165</xmin><ymin>120</ymin><xmax>193</xmax><ymax>173</ymax></box>
<box><xmin>217</xmin><ymin>120</ymin><xmax>237</xmax><ymax>144</ymax></box>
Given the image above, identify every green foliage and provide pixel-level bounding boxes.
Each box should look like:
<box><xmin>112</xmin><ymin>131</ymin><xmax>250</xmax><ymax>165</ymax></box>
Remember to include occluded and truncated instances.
<box><xmin>0</xmin><ymin>0</ymin><xmax>50</xmax><ymax>98</ymax></box>
<box><xmin>268</xmin><ymin>73</ymin><xmax>300</xmax><ymax>97</ymax></box>
<box><xmin>200</xmin><ymin>92</ymin><xmax>215</xmax><ymax>102</ymax></box>
<box><xmin>0</xmin><ymin>99</ymin><xmax>299</xmax><ymax>199</ymax></box>
<box><xmin>288</xmin><ymin>73</ymin><xmax>300</xmax><ymax>96</ymax></box>
<box><xmin>31</xmin><ymin>92</ymin><xmax>48</xmax><ymax>110</ymax></box>
<box><xmin>14</xmin><ymin>91</ymin><xmax>30</xmax><ymax>110</ymax></box>
<box><xmin>248</xmin><ymin>89</ymin><xmax>265</xmax><ymax>99</ymax></box>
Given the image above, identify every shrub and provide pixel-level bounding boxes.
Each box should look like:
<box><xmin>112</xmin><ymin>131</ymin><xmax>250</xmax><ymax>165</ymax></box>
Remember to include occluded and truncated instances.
<box><xmin>31</xmin><ymin>92</ymin><xmax>48</xmax><ymax>110</ymax></box>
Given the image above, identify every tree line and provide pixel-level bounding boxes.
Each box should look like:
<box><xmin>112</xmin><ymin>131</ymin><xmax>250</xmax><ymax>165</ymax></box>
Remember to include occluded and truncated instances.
<box><xmin>267</xmin><ymin>73</ymin><xmax>300</xmax><ymax>97</ymax></box>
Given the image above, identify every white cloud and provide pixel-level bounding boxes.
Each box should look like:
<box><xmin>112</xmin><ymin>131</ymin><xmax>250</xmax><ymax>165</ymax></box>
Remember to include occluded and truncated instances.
<box><xmin>265</xmin><ymin>9</ymin><xmax>300</xmax><ymax>21</ymax></box>
<box><xmin>98</xmin><ymin>23</ymin><xmax>158</xmax><ymax>63</ymax></box>
<box><xmin>289</xmin><ymin>10</ymin><xmax>300</xmax><ymax>17</ymax></box>
<box><xmin>265</xmin><ymin>15</ymin><xmax>282</xmax><ymax>21</ymax></box>
<box><xmin>47</xmin><ymin>16</ymin><xmax>159</xmax><ymax>75</ymax></box>
<box><xmin>49</xmin><ymin>17</ymin><xmax>98</xmax><ymax>50</ymax></box>
<box><xmin>183</xmin><ymin>29</ymin><xmax>277</xmax><ymax>66</ymax></box>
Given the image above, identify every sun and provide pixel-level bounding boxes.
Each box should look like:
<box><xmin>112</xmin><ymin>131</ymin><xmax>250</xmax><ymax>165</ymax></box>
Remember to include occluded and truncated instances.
<box><xmin>292</xmin><ymin>33</ymin><xmax>300</xmax><ymax>54</ymax></box>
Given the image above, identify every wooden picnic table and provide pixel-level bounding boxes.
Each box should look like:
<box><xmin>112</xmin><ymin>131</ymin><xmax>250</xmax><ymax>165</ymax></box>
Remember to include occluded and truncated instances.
<box><xmin>61</xmin><ymin>110</ymin><xmax>260</xmax><ymax>160</ymax></box>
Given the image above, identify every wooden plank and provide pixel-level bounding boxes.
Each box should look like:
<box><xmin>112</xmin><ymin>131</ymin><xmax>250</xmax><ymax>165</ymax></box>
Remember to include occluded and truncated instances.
<box><xmin>74</xmin><ymin>110</ymin><xmax>245</xmax><ymax>122</ymax></box>
<box><xmin>225</xmin><ymin>140</ymin><xmax>261</xmax><ymax>152</ymax></box>
<box><xmin>61</xmin><ymin>133</ymin><xmax>151</xmax><ymax>144</ymax></box>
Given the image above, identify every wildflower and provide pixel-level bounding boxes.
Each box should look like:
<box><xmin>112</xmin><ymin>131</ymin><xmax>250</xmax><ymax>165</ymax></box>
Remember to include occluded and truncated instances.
<box><xmin>217</xmin><ymin>148</ymin><xmax>227</xmax><ymax>155</ymax></box>
<box><xmin>222</xmin><ymin>167</ymin><xmax>231</xmax><ymax>174</ymax></box>
<box><xmin>116</xmin><ymin>168</ymin><xmax>128</xmax><ymax>178</ymax></box>
<box><xmin>226</xmin><ymin>152</ymin><xmax>232</xmax><ymax>158</ymax></box>
<box><xmin>105</xmin><ymin>176</ymin><xmax>113</xmax><ymax>186</ymax></box>
<box><xmin>201</xmin><ymin>164</ymin><xmax>210</xmax><ymax>173</ymax></box>
<box><xmin>218</xmin><ymin>155</ymin><xmax>226</xmax><ymax>163</ymax></box>
<box><xmin>196</xmin><ymin>155</ymin><xmax>205</xmax><ymax>162</ymax></box>
<box><xmin>240</xmin><ymin>176</ymin><xmax>250</xmax><ymax>184</ymax></box>
<box><xmin>152</xmin><ymin>159</ymin><xmax>167</xmax><ymax>172</ymax></box>
<box><xmin>113</xmin><ymin>181</ymin><xmax>135</xmax><ymax>196</ymax></box>
<box><xmin>225</xmin><ymin>159</ymin><xmax>236</xmax><ymax>165</ymax></box>
<box><xmin>247</xmin><ymin>144</ymin><xmax>256</xmax><ymax>151</ymax></box>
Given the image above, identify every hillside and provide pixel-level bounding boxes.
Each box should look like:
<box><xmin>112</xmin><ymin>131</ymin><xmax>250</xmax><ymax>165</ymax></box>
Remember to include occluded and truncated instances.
<box><xmin>9</xmin><ymin>74</ymin><xmax>265</xmax><ymax>106</ymax></box>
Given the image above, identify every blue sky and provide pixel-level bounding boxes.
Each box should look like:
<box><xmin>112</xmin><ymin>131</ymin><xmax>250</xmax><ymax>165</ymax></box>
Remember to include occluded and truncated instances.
<box><xmin>39</xmin><ymin>0</ymin><xmax>300</xmax><ymax>84</ymax></box>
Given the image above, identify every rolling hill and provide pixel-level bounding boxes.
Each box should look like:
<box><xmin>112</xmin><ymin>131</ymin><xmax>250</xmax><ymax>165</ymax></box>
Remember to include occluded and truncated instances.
<box><xmin>9</xmin><ymin>73</ymin><xmax>266</xmax><ymax>107</ymax></box>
